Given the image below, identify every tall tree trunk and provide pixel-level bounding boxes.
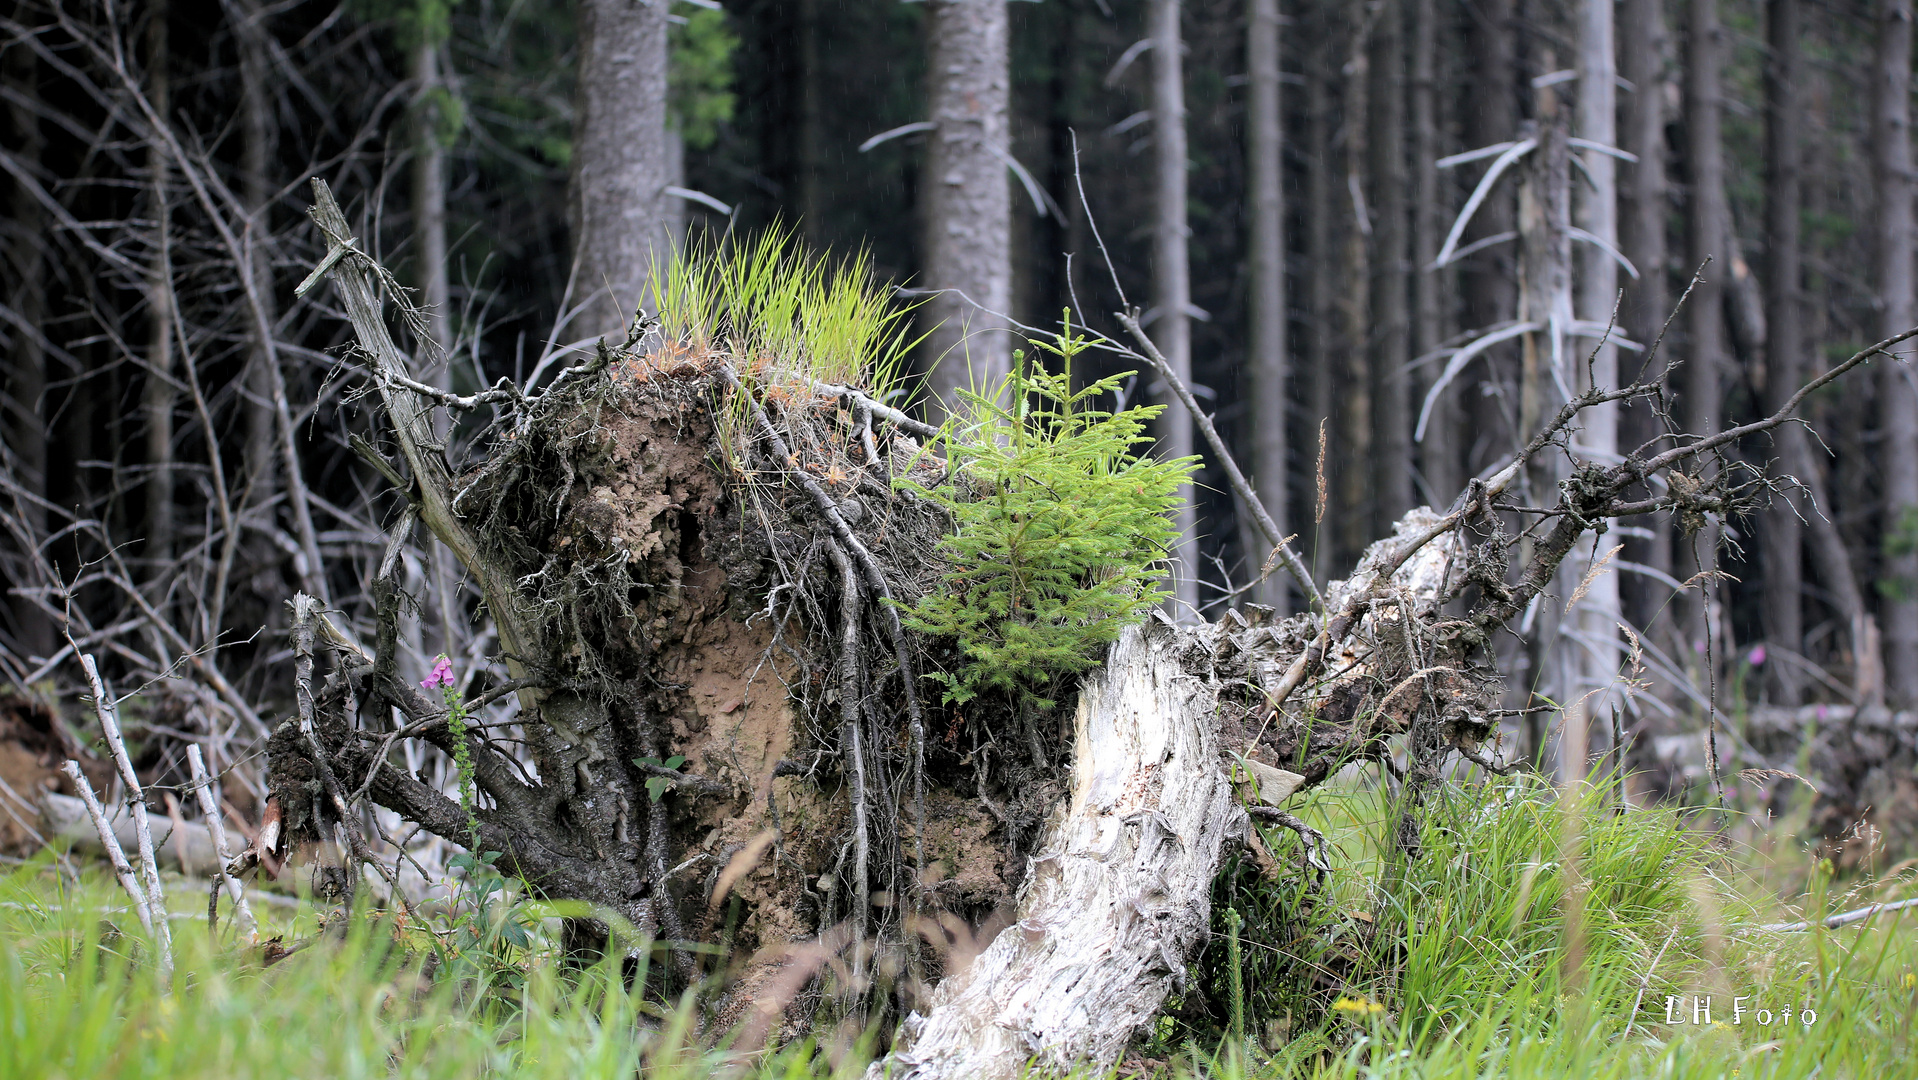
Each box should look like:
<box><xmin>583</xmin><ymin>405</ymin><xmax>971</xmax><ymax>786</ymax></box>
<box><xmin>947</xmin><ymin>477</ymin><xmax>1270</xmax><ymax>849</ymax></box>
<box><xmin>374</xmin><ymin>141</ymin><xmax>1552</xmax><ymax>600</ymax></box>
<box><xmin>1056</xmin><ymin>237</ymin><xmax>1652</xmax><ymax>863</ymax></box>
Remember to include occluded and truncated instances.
<box><xmin>412</xmin><ymin>37</ymin><xmax>451</xmax><ymax>362</ymax></box>
<box><xmin>2</xmin><ymin>41</ymin><xmax>51</xmax><ymax>662</ymax></box>
<box><xmin>572</xmin><ymin>0</ymin><xmax>671</xmax><ymax>337</ymax></box>
<box><xmin>1150</xmin><ymin>0</ymin><xmax>1200</xmax><ymax>615</ymax></box>
<box><xmin>922</xmin><ymin>0</ymin><xmax>1012</xmax><ymax>419</ymax></box>
<box><xmin>1306</xmin><ymin>4</ymin><xmax>1338</xmax><ymax>586</ymax></box>
<box><xmin>1618</xmin><ymin>0</ymin><xmax>1673</xmax><ymax>645</ymax></box>
<box><xmin>1518</xmin><ymin>69</ymin><xmax>1574</xmax><ymax>768</ymax></box>
<box><xmin>1409</xmin><ymin>0</ymin><xmax>1454</xmax><ymax>502</ymax></box>
<box><xmin>1562</xmin><ymin>0</ymin><xmax>1622</xmax><ymax>774</ymax></box>
<box><xmin>1462</xmin><ymin>0</ymin><xmax>1518</xmax><ymax>480</ymax></box>
<box><xmin>142</xmin><ymin>0</ymin><xmax>176</xmax><ymax>570</ymax></box>
<box><xmin>1336</xmin><ymin>0</ymin><xmax>1373</xmax><ymax>570</ymax></box>
<box><xmin>235</xmin><ymin>0</ymin><xmax>279</xmax><ymax>526</ymax></box>
<box><xmin>410</xmin><ymin>16</ymin><xmax>462</xmax><ymax>666</ymax></box>
<box><xmin>1245</xmin><ymin>0</ymin><xmax>1288</xmax><ymax>609</ymax></box>
<box><xmin>1763</xmin><ymin>0</ymin><xmax>1805</xmax><ymax>701</ymax></box>
<box><xmin>1876</xmin><ymin>0</ymin><xmax>1918</xmax><ymax>705</ymax></box>
<box><xmin>1371</xmin><ymin>0</ymin><xmax>1412</xmax><ymax>531</ymax></box>
<box><xmin>1682</xmin><ymin>0</ymin><xmax>1727</xmax><ymax>658</ymax></box>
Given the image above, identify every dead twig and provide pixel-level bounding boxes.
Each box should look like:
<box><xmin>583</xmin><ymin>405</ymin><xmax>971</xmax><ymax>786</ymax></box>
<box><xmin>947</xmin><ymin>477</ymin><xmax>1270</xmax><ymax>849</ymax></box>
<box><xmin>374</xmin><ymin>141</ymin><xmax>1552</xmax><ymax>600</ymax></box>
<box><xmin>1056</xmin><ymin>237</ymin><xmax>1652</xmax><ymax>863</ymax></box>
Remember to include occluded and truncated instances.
<box><xmin>187</xmin><ymin>745</ymin><xmax>256</xmax><ymax>942</ymax></box>
<box><xmin>78</xmin><ymin>653</ymin><xmax>172</xmax><ymax>982</ymax></box>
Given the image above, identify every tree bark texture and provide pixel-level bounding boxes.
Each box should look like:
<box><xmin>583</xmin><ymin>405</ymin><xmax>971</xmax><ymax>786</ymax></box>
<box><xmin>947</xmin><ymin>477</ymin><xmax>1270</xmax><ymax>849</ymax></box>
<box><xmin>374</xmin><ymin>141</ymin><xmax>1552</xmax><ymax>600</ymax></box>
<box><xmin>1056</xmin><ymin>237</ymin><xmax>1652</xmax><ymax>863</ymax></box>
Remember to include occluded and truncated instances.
<box><xmin>921</xmin><ymin>0</ymin><xmax>1013</xmax><ymax>418</ymax></box>
<box><xmin>1682</xmin><ymin>0</ymin><xmax>1727</xmax><ymax>654</ymax></box>
<box><xmin>1516</xmin><ymin>78</ymin><xmax>1574</xmax><ymax>765</ymax></box>
<box><xmin>1370</xmin><ymin>0</ymin><xmax>1412</xmax><ymax>534</ymax></box>
<box><xmin>1561</xmin><ymin>0</ymin><xmax>1622</xmax><ymax>769</ymax></box>
<box><xmin>1409</xmin><ymin>0</ymin><xmax>1454</xmax><ymax>503</ymax></box>
<box><xmin>1336</xmin><ymin>1</ymin><xmax>1373</xmax><ymax>572</ymax></box>
<box><xmin>1245</xmin><ymin>0</ymin><xmax>1288</xmax><ymax>610</ymax></box>
<box><xmin>571</xmin><ymin>0</ymin><xmax>671</xmax><ymax>338</ymax></box>
<box><xmin>1618</xmin><ymin>0</ymin><xmax>1673</xmax><ymax>641</ymax></box>
<box><xmin>1462</xmin><ymin>0</ymin><xmax>1518</xmax><ymax>479</ymax></box>
<box><xmin>1875</xmin><ymin>0</ymin><xmax>1918</xmax><ymax>705</ymax></box>
<box><xmin>874</xmin><ymin>621</ymin><xmax>1239</xmax><ymax>1079</ymax></box>
<box><xmin>1150</xmin><ymin>0</ymin><xmax>1200</xmax><ymax>615</ymax></box>
<box><xmin>1305</xmin><ymin>18</ymin><xmax>1337</xmax><ymax>585</ymax></box>
<box><xmin>412</xmin><ymin>38</ymin><xmax>452</xmax><ymax>362</ymax></box>
<box><xmin>235</xmin><ymin>0</ymin><xmax>281</xmax><ymax>516</ymax></box>
<box><xmin>1763</xmin><ymin>0</ymin><xmax>1805</xmax><ymax>699</ymax></box>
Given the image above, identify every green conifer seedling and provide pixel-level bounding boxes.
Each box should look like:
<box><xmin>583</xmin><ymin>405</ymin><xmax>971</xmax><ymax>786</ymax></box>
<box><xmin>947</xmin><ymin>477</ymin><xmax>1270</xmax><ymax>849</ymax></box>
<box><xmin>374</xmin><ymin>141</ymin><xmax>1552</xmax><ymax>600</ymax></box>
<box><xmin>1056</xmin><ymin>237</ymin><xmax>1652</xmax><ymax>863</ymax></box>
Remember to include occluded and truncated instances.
<box><xmin>897</xmin><ymin>314</ymin><xmax>1198</xmax><ymax>708</ymax></box>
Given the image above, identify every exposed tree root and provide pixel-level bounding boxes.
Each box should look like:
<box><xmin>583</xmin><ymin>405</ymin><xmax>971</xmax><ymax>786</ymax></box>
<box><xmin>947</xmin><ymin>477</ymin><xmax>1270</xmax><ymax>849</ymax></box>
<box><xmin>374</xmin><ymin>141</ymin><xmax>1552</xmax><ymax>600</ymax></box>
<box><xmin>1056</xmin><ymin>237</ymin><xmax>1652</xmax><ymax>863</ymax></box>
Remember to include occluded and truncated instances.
<box><xmin>275</xmin><ymin>181</ymin><xmax>1888</xmax><ymax>1069</ymax></box>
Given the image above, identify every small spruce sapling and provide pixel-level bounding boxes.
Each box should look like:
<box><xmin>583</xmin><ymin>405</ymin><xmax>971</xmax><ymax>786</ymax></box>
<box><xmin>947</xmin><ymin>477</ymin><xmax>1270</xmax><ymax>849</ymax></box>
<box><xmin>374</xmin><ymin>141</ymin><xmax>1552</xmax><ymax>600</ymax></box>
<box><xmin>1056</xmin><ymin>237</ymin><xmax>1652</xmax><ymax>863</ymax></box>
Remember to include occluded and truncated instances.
<box><xmin>897</xmin><ymin>313</ymin><xmax>1198</xmax><ymax>708</ymax></box>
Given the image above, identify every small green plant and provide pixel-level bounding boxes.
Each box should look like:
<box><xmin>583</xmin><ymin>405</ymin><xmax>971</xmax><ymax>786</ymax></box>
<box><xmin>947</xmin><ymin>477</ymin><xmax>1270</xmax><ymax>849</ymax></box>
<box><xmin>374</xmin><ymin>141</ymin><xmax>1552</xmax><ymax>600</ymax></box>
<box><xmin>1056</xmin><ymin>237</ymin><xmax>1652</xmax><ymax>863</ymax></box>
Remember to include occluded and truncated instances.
<box><xmin>423</xmin><ymin>655</ymin><xmax>480</xmax><ymax>848</ymax></box>
<box><xmin>633</xmin><ymin>754</ymin><xmax>686</xmax><ymax>802</ymax></box>
<box><xmin>897</xmin><ymin>315</ymin><xmax>1198</xmax><ymax>708</ymax></box>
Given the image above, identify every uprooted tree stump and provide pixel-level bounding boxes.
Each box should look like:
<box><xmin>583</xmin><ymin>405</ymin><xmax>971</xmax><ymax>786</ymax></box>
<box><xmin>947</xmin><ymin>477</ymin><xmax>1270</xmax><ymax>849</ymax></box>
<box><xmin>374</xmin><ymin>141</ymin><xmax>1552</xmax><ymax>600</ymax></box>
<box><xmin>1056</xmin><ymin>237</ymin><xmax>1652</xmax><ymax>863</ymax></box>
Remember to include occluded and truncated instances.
<box><xmin>265</xmin><ymin>179</ymin><xmax>1902</xmax><ymax>1077</ymax></box>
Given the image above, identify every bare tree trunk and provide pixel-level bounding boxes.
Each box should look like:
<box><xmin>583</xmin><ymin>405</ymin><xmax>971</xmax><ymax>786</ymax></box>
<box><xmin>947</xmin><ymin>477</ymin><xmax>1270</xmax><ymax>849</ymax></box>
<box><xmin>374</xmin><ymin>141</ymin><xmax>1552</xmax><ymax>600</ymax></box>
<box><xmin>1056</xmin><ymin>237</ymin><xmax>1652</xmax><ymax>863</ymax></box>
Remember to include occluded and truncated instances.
<box><xmin>1371</xmin><ymin>0</ymin><xmax>1412</xmax><ymax>531</ymax></box>
<box><xmin>1409</xmin><ymin>0</ymin><xmax>1454</xmax><ymax>502</ymax></box>
<box><xmin>1245</xmin><ymin>0</ymin><xmax>1288</xmax><ymax>609</ymax></box>
<box><xmin>1763</xmin><ymin>0</ymin><xmax>1806</xmax><ymax>701</ymax></box>
<box><xmin>2</xmin><ymin>42</ymin><xmax>51</xmax><ymax>662</ymax></box>
<box><xmin>1150</xmin><ymin>0</ymin><xmax>1200</xmax><ymax>615</ymax></box>
<box><xmin>142</xmin><ymin>0</ymin><xmax>176</xmax><ymax>570</ymax></box>
<box><xmin>1681</xmin><ymin>0</ymin><xmax>1727</xmax><ymax>657</ymax></box>
<box><xmin>1306</xmin><ymin>8</ymin><xmax>1337</xmax><ymax>585</ymax></box>
<box><xmin>1517</xmin><ymin>67</ymin><xmax>1574</xmax><ymax>767</ymax></box>
<box><xmin>410</xmin><ymin>16</ymin><xmax>462</xmax><ymax>666</ymax></box>
<box><xmin>1563</xmin><ymin>0</ymin><xmax>1622</xmax><ymax>772</ymax></box>
<box><xmin>1875</xmin><ymin>0</ymin><xmax>1918</xmax><ymax>705</ymax></box>
<box><xmin>1618</xmin><ymin>0</ymin><xmax>1673</xmax><ymax>645</ymax></box>
<box><xmin>572</xmin><ymin>0</ymin><xmax>671</xmax><ymax>338</ymax></box>
<box><xmin>412</xmin><ymin>38</ymin><xmax>451</xmax><ymax>362</ymax></box>
<box><xmin>875</xmin><ymin>623</ymin><xmax>1239</xmax><ymax>1079</ymax></box>
<box><xmin>234</xmin><ymin>0</ymin><xmax>279</xmax><ymax>524</ymax></box>
<box><xmin>922</xmin><ymin>0</ymin><xmax>1012</xmax><ymax>418</ymax></box>
<box><xmin>1463</xmin><ymin>0</ymin><xmax>1518</xmax><ymax>480</ymax></box>
<box><xmin>1336</xmin><ymin>0</ymin><xmax>1373</xmax><ymax>571</ymax></box>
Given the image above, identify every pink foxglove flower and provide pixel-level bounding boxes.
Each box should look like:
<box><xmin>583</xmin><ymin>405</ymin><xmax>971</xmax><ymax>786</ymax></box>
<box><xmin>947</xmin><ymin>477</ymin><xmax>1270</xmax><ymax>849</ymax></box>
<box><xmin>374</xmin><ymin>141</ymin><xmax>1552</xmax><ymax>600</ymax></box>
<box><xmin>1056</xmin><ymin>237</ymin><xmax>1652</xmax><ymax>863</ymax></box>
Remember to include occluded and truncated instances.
<box><xmin>423</xmin><ymin>655</ymin><xmax>455</xmax><ymax>690</ymax></box>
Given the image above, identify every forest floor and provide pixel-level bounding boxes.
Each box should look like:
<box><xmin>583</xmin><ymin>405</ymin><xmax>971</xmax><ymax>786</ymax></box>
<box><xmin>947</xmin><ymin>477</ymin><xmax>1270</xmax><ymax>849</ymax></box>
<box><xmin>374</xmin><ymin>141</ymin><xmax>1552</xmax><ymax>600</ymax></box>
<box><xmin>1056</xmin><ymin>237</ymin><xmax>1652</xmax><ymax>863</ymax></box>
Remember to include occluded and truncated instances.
<box><xmin>3</xmin><ymin>775</ymin><xmax>1915</xmax><ymax>1080</ymax></box>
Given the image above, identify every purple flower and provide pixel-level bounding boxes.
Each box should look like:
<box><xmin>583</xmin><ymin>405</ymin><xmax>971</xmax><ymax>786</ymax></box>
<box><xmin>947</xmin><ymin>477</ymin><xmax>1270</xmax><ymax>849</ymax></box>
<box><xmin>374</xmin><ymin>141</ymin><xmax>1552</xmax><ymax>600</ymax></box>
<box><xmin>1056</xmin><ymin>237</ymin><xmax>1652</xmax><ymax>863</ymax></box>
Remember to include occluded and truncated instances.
<box><xmin>423</xmin><ymin>655</ymin><xmax>455</xmax><ymax>690</ymax></box>
<box><xmin>1747</xmin><ymin>645</ymin><xmax>1767</xmax><ymax>666</ymax></box>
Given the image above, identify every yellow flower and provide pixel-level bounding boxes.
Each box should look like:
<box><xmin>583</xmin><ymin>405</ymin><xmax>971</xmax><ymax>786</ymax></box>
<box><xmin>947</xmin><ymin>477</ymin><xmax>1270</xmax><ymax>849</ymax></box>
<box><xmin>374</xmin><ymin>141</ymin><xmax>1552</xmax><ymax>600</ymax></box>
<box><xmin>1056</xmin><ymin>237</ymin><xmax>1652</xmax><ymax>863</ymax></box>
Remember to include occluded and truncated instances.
<box><xmin>1903</xmin><ymin>972</ymin><xmax>1917</xmax><ymax>990</ymax></box>
<box><xmin>1332</xmin><ymin>997</ymin><xmax>1386</xmax><ymax>1015</ymax></box>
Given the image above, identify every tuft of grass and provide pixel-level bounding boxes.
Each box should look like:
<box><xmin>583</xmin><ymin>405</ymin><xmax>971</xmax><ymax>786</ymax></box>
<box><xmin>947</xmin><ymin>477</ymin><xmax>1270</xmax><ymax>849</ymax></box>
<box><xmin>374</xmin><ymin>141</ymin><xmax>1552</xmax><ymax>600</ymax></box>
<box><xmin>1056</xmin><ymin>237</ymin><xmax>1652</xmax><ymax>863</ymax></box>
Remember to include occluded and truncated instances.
<box><xmin>650</xmin><ymin>224</ymin><xmax>920</xmax><ymax>397</ymax></box>
<box><xmin>8</xmin><ymin>774</ymin><xmax>1917</xmax><ymax>1080</ymax></box>
<box><xmin>0</xmin><ymin>859</ymin><xmax>870</xmax><ymax>1080</ymax></box>
<box><xmin>1181</xmin><ymin>771</ymin><xmax>1918</xmax><ymax>1079</ymax></box>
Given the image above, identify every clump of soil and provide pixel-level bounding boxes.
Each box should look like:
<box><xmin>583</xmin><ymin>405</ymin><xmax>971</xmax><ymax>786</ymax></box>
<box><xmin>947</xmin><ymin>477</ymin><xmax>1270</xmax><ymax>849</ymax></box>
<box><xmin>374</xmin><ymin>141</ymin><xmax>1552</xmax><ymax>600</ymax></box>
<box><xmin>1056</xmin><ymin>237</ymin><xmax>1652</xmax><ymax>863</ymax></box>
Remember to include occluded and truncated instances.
<box><xmin>448</xmin><ymin>349</ymin><xmax>1032</xmax><ymax>1004</ymax></box>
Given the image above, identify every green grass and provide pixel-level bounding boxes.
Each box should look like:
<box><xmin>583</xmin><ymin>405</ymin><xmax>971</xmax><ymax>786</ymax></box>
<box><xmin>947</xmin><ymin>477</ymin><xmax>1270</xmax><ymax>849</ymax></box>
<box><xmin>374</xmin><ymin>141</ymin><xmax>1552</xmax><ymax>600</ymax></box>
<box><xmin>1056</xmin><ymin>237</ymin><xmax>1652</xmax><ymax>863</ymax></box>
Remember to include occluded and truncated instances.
<box><xmin>649</xmin><ymin>224</ymin><xmax>920</xmax><ymax>397</ymax></box>
<box><xmin>6</xmin><ymin>775</ymin><xmax>1916</xmax><ymax>1079</ymax></box>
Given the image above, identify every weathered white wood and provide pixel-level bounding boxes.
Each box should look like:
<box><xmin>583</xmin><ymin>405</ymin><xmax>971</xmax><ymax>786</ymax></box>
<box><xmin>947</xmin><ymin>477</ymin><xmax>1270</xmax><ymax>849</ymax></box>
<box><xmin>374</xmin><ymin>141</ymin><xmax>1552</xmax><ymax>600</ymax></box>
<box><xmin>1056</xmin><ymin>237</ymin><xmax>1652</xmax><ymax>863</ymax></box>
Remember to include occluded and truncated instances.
<box><xmin>873</xmin><ymin>620</ymin><xmax>1239</xmax><ymax>1079</ymax></box>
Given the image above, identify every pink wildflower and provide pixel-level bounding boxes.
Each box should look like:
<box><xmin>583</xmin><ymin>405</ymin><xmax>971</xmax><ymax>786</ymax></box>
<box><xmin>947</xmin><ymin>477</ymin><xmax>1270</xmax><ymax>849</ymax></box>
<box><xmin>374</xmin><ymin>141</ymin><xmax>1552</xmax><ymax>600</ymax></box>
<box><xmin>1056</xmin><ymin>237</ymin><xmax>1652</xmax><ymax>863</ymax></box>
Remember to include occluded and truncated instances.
<box><xmin>423</xmin><ymin>655</ymin><xmax>455</xmax><ymax>690</ymax></box>
<box><xmin>1747</xmin><ymin>645</ymin><xmax>1767</xmax><ymax>666</ymax></box>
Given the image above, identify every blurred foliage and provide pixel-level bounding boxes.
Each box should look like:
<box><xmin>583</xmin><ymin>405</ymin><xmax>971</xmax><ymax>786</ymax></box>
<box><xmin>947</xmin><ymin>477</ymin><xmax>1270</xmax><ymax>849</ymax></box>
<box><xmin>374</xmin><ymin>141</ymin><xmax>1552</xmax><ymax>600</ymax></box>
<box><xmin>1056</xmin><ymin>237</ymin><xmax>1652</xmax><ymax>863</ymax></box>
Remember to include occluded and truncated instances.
<box><xmin>671</xmin><ymin>8</ymin><xmax>737</xmax><ymax>151</ymax></box>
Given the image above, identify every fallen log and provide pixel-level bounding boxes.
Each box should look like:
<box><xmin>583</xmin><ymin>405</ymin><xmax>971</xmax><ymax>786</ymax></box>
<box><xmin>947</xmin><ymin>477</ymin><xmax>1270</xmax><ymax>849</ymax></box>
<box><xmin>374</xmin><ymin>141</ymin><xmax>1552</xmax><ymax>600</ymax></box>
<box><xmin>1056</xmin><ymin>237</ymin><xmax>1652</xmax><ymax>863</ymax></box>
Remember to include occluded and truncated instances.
<box><xmin>876</xmin><ymin>620</ymin><xmax>1238</xmax><ymax>1078</ymax></box>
